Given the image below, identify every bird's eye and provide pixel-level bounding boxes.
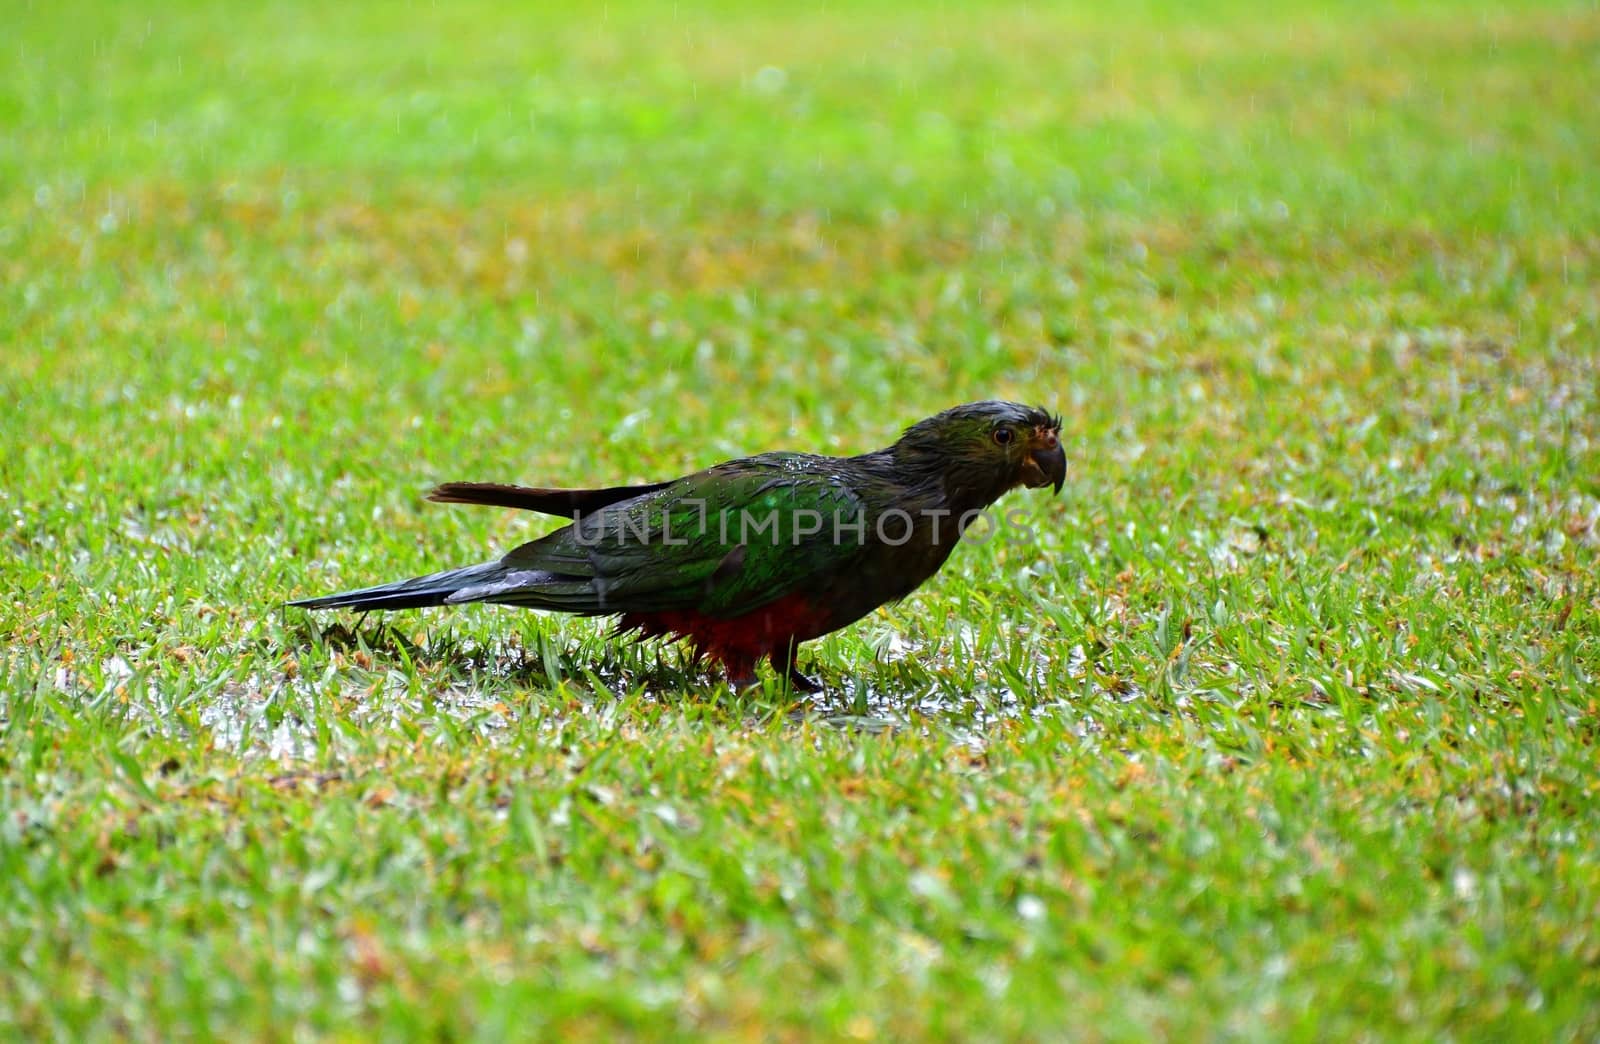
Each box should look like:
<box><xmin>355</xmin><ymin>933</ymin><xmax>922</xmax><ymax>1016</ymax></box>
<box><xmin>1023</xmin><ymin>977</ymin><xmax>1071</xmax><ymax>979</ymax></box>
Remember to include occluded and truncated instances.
<box><xmin>993</xmin><ymin>427</ymin><xmax>1015</xmax><ymax>445</ymax></box>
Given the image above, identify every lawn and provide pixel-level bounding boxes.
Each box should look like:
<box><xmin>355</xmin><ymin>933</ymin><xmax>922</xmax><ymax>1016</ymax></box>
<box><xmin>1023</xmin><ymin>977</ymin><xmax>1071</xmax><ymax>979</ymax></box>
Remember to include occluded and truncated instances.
<box><xmin>3</xmin><ymin>0</ymin><xmax>1598</xmax><ymax>1037</ymax></box>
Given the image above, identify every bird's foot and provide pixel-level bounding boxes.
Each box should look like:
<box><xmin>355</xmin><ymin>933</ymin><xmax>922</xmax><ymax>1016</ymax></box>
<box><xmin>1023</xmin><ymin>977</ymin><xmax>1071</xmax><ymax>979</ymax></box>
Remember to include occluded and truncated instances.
<box><xmin>726</xmin><ymin>652</ymin><xmax>822</xmax><ymax>693</ymax></box>
<box><xmin>781</xmin><ymin>666</ymin><xmax>823</xmax><ymax>694</ymax></box>
<box><xmin>769</xmin><ymin>647</ymin><xmax>823</xmax><ymax>694</ymax></box>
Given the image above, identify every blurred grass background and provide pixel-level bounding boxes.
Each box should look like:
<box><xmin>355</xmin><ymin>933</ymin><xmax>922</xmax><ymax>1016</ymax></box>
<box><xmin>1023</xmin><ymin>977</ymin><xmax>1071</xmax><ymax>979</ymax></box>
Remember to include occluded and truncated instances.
<box><xmin>3</xmin><ymin>0</ymin><xmax>1598</xmax><ymax>1037</ymax></box>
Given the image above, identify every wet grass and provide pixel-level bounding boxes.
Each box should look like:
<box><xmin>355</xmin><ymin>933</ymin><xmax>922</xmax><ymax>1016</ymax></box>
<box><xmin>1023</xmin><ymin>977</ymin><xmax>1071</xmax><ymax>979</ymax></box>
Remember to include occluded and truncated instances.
<box><xmin>4</xmin><ymin>0</ymin><xmax>1599</xmax><ymax>1037</ymax></box>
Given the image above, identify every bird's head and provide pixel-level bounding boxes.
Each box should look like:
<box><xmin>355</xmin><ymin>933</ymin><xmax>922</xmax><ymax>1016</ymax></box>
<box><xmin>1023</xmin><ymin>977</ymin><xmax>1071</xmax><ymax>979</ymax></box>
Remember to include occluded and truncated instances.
<box><xmin>894</xmin><ymin>400</ymin><xmax>1065</xmax><ymax>511</ymax></box>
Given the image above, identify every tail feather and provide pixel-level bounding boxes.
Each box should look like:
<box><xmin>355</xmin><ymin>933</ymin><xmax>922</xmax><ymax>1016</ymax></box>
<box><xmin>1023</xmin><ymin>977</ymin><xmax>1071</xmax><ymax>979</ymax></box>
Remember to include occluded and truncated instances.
<box><xmin>288</xmin><ymin>562</ymin><xmax>605</xmax><ymax>614</ymax></box>
<box><xmin>287</xmin><ymin>562</ymin><xmax>507</xmax><ymax>612</ymax></box>
<box><xmin>426</xmin><ymin>480</ymin><xmax>672</xmax><ymax>519</ymax></box>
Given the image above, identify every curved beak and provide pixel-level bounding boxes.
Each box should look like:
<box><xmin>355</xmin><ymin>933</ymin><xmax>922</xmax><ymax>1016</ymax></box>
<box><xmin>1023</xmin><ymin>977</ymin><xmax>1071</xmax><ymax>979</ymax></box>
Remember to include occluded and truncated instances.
<box><xmin>1021</xmin><ymin>428</ymin><xmax>1066</xmax><ymax>494</ymax></box>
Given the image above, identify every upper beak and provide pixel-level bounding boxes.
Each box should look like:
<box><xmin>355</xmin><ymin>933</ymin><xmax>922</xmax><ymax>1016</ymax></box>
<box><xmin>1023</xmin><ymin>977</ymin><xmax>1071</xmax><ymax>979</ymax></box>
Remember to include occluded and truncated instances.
<box><xmin>1022</xmin><ymin>429</ymin><xmax>1066</xmax><ymax>494</ymax></box>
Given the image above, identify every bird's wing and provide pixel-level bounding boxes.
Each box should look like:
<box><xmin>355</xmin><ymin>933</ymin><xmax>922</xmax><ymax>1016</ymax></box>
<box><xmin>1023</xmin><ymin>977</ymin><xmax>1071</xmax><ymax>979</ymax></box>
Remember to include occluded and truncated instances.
<box><xmin>485</xmin><ymin>455</ymin><xmax>876</xmax><ymax>616</ymax></box>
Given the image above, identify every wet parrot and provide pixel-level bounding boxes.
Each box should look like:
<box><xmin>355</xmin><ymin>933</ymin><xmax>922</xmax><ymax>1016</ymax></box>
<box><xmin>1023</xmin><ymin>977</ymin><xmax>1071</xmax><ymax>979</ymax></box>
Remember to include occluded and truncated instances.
<box><xmin>290</xmin><ymin>400</ymin><xmax>1065</xmax><ymax>690</ymax></box>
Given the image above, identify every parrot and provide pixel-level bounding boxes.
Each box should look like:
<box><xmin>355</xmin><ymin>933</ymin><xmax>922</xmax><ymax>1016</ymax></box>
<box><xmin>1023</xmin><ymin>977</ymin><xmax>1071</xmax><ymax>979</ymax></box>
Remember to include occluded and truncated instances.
<box><xmin>289</xmin><ymin>400</ymin><xmax>1065</xmax><ymax>691</ymax></box>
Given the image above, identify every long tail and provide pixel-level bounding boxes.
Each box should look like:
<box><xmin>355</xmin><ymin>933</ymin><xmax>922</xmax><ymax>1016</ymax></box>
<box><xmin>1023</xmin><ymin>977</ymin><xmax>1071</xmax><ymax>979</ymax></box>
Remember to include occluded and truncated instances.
<box><xmin>287</xmin><ymin>562</ymin><xmax>510</xmax><ymax>612</ymax></box>
<box><xmin>288</xmin><ymin>561</ymin><xmax>600</xmax><ymax>614</ymax></box>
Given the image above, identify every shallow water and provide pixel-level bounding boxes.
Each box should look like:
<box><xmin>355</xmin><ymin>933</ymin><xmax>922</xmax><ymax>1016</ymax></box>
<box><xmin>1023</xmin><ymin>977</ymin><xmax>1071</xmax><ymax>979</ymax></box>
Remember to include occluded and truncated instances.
<box><xmin>62</xmin><ymin>623</ymin><xmax>1131</xmax><ymax>763</ymax></box>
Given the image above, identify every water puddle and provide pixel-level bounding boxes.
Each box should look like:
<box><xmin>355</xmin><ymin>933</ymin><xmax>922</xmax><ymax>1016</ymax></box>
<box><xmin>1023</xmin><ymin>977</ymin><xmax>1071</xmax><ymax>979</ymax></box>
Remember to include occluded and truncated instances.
<box><xmin>39</xmin><ymin>605</ymin><xmax>1138</xmax><ymax>764</ymax></box>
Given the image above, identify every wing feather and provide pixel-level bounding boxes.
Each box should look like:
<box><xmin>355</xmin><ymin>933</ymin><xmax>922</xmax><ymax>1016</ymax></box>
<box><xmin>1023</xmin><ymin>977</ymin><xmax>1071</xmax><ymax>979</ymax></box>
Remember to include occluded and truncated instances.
<box><xmin>494</xmin><ymin>455</ymin><xmax>877</xmax><ymax>616</ymax></box>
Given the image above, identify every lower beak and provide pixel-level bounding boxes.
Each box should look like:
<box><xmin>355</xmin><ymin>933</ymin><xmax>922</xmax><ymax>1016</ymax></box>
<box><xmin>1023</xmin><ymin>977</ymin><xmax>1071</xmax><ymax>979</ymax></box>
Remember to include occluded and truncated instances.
<box><xmin>1026</xmin><ymin>443</ymin><xmax>1067</xmax><ymax>494</ymax></box>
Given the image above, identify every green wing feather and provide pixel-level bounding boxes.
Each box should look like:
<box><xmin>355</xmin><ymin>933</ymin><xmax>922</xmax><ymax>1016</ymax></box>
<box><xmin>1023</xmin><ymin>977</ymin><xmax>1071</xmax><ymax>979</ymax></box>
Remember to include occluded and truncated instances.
<box><xmin>498</xmin><ymin>454</ymin><xmax>873</xmax><ymax>616</ymax></box>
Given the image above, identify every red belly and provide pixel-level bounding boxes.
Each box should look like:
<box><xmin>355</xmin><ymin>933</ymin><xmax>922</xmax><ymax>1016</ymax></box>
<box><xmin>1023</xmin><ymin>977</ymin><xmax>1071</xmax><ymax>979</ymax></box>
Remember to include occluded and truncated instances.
<box><xmin>617</xmin><ymin>593</ymin><xmax>833</xmax><ymax>675</ymax></box>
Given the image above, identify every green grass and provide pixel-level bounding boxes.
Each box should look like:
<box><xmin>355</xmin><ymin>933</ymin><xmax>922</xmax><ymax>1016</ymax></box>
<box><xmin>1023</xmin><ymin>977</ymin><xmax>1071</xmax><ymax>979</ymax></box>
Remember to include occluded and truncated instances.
<box><xmin>4</xmin><ymin>0</ymin><xmax>1599</xmax><ymax>1037</ymax></box>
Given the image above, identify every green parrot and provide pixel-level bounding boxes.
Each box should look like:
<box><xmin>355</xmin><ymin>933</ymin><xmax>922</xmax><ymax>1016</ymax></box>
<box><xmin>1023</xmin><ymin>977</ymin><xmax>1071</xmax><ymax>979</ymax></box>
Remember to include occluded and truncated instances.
<box><xmin>291</xmin><ymin>400</ymin><xmax>1065</xmax><ymax>690</ymax></box>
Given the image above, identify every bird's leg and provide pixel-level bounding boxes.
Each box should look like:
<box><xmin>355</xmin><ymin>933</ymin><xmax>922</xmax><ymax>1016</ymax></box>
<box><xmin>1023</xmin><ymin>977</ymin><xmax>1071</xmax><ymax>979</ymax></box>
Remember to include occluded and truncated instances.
<box><xmin>770</xmin><ymin>644</ymin><xmax>822</xmax><ymax>694</ymax></box>
<box><xmin>723</xmin><ymin>654</ymin><xmax>760</xmax><ymax>691</ymax></box>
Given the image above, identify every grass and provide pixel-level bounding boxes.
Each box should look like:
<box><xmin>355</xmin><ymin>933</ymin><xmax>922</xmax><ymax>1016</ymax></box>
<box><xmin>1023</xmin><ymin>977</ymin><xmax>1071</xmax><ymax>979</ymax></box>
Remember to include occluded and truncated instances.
<box><xmin>3</xmin><ymin>0</ymin><xmax>1598</xmax><ymax>1037</ymax></box>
